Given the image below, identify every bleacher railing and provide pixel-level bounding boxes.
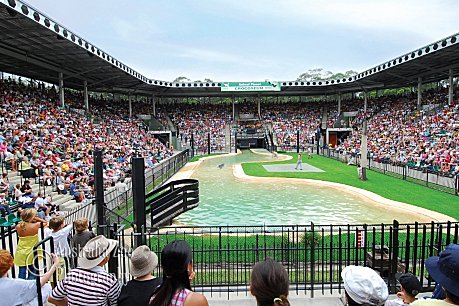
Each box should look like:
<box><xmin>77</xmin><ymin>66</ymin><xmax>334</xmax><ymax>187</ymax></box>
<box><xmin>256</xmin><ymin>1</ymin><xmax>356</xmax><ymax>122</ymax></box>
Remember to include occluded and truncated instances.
<box><xmin>319</xmin><ymin>148</ymin><xmax>459</xmax><ymax>196</ymax></box>
<box><xmin>111</xmin><ymin>220</ymin><xmax>458</xmax><ymax>298</ymax></box>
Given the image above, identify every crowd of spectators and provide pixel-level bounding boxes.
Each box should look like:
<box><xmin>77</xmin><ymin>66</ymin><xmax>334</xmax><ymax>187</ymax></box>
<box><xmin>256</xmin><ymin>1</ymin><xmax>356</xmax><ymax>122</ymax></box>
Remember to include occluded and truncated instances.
<box><xmin>0</xmin><ymin>78</ymin><xmax>174</xmax><ymax>201</ymax></box>
<box><xmin>262</xmin><ymin>102</ymin><xmax>322</xmax><ymax>149</ymax></box>
<box><xmin>334</xmin><ymin>89</ymin><xmax>459</xmax><ymax>175</ymax></box>
<box><xmin>168</xmin><ymin>103</ymin><xmax>232</xmax><ymax>153</ymax></box>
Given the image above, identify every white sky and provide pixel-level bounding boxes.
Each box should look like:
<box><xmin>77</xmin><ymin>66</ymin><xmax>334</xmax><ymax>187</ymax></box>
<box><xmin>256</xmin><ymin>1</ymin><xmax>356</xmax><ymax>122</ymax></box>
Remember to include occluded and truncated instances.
<box><xmin>23</xmin><ymin>0</ymin><xmax>459</xmax><ymax>82</ymax></box>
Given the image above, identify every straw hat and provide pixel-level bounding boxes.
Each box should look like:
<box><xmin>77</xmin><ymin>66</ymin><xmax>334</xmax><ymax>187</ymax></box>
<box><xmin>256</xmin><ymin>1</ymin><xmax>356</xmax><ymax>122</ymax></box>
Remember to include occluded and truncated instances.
<box><xmin>79</xmin><ymin>236</ymin><xmax>118</xmax><ymax>269</ymax></box>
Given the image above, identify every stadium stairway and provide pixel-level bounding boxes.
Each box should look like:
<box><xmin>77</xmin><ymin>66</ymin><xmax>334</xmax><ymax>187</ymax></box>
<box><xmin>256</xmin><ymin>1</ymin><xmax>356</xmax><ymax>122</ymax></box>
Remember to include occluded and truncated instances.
<box><xmin>224</xmin><ymin>125</ymin><xmax>231</xmax><ymax>152</ymax></box>
<box><xmin>5</xmin><ymin>171</ymin><xmax>83</xmax><ymax>212</ymax></box>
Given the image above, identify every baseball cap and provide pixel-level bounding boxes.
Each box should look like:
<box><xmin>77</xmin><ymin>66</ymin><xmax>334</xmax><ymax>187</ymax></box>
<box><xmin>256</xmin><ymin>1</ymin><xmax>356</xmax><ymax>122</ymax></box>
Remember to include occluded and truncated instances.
<box><xmin>342</xmin><ymin>265</ymin><xmax>388</xmax><ymax>306</ymax></box>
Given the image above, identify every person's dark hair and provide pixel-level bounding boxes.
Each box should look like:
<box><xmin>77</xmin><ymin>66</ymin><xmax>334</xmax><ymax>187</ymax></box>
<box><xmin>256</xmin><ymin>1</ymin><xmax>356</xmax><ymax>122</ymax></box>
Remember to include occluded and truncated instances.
<box><xmin>251</xmin><ymin>258</ymin><xmax>290</xmax><ymax>306</ymax></box>
<box><xmin>149</xmin><ymin>240</ymin><xmax>193</xmax><ymax>306</ymax></box>
<box><xmin>445</xmin><ymin>288</ymin><xmax>459</xmax><ymax>305</ymax></box>
<box><xmin>345</xmin><ymin>292</ymin><xmax>360</xmax><ymax>306</ymax></box>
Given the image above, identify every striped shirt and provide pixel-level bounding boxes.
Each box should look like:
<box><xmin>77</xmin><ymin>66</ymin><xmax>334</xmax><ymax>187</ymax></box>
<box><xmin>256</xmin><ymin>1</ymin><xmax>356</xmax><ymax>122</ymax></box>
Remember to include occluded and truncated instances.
<box><xmin>50</xmin><ymin>266</ymin><xmax>121</xmax><ymax>306</ymax></box>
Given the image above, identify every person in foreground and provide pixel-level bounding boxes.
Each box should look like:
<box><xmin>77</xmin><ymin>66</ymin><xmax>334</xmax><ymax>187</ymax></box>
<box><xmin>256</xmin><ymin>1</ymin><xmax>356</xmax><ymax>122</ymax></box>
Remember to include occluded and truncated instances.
<box><xmin>118</xmin><ymin>245</ymin><xmax>162</xmax><ymax>306</ymax></box>
<box><xmin>386</xmin><ymin>273</ymin><xmax>422</xmax><ymax>305</ymax></box>
<box><xmin>48</xmin><ymin>235</ymin><xmax>121</xmax><ymax>306</ymax></box>
<box><xmin>250</xmin><ymin>257</ymin><xmax>290</xmax><ymax>306</ymax></box>
<box><xmin>0</xmin><ymin>249</ymin><xmax>59</xmax><ymax>306</ymax></box>
<box><xmin>411</xmin><ymin>244</ymin><xmax>459</xmax><ymax>305</ymax></box>
<box><xmin>341</xmin><ymin>265</ymin><xmax>389</xmax><ymax>306</ymax></box>
<box><xmin>14</xmin><ymin>208</ymin><xmax>47</xmax><ymax>279</ymax></box>
<box><xmin>149</xmin><ymin>240</ymin><xmax>208</xmax><ymax>306</ymax></box>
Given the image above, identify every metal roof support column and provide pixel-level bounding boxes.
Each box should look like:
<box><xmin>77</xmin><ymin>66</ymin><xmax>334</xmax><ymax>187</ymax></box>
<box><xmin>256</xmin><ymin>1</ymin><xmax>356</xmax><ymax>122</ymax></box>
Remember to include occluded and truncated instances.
<box><xmin>448</xmin><ymin>69</ymin><xmax>453</xmax><ymax>105</ymax></box>
<box><xmin>360</xmin><ymin>91</ymin><xmax>368</xmax><ymax>181</ymax></box>
<box><xmin>417</xmin><ymin>77</ymin><xmax>422</xmax><ymax>110</ymax></box>
<box><xmin>128</xmin><ymin>95</ymin><xmax>132</xmax><ymax>118</ymax></box>
<box><xmin>338</xmin><ymin>93</ymin><xmax>342</xmax><ymax>114</ymax></box>
<box><xmin>59</xmin><ymin>72</ymin><xmax>64</xmax><ymax>108</ymax></box>
<box><xmin>152</xmin><ymin>95</ymin><xmax>156</xmax><ymax>117</ymax></box>
<box><xmin>363</xmin><ymin>91</ymin><xmax>367</xmax><ymax>114</ymax></box>
<box><xmin>257</xmin><ymin>95</ymin><xmax>261</xmax><ymax>118</ymax></box>
<box><xmin>232</xmin><ymin>96</ymin><xmax>235</xmax><ymax>120</ymax></box>
<box><xmin>83</xmin><ymin>80</ymin><xmax>89</xmax><ymax>111</ymax></box>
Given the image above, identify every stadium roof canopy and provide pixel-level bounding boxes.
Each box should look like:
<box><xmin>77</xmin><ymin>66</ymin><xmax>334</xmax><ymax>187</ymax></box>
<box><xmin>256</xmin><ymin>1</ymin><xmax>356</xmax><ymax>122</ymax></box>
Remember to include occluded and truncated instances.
<box><xmin>0</xmin><ymin>0</ymin><xmax>458</xmax><ymax>98</ymax></box>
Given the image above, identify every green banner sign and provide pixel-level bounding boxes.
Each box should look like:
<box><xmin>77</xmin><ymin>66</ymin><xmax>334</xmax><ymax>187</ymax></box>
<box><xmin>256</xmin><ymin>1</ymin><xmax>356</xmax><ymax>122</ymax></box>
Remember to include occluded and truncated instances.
<box><xmin>220</xmin><ymin>81</ymin><xmax>281</xmax><ymax>92</ymax></box>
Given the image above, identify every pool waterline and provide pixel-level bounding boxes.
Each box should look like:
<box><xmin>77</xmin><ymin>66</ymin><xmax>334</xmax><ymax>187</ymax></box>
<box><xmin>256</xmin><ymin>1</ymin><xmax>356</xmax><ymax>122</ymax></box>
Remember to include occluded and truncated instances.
<box><xmin>175</xmin><ymin>150</ymin><xmax>437</xmax><ymax>226</ymax></box>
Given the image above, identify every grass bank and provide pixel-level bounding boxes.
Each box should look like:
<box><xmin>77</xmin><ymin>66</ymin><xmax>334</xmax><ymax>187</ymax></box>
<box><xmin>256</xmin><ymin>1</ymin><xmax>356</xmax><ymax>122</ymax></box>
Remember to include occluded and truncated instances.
<box><xmin>242</xmin><ymin>153</ymin><xmax>459</xmax><ymax>220</ymax></box>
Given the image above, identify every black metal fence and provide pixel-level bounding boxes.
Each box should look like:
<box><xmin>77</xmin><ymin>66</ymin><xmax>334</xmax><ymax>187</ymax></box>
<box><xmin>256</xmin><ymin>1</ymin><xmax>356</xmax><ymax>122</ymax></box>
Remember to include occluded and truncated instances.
<box><xmin>103</xmin><ymin>150</ymin><xmax>190</xmax><ymax>225</ymax></box>
<box><xmin>146</xmin><ymin>179</ymin><xmax>199</xmax><ymax>228</ymax></box>
<box><xmin>110</xmin><ymin>220</ymin><xmax>458</xmax><ymax>298</ymax></box>
<box><xmin>319</xmin><ymin>148</ymin><xmax>459</xmax><ymax>196</ymax></box>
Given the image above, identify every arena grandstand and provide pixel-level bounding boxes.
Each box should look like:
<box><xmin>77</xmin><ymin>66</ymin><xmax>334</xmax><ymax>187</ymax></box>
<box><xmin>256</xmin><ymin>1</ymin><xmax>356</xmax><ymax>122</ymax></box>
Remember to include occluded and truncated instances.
<box><xmin>1</xmin><ymin>0</ymin><xmax>459</xmax><ymax>305</ymax></box>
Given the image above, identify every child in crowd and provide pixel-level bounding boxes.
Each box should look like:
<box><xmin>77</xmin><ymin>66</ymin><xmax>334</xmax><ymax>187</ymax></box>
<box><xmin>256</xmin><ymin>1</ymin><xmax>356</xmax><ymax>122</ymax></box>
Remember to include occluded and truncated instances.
<box><xmin>44</xmin><ymin>215</ymin><xmax>73</xmax><ymax>282</ymax></box>
<box><xmin>72</xmin><ymin>217</ymin><xmax>95</xmax><ymax>266</ymax></box>
<box><xmin>251</xmin><ymin>257</ymin><xmax>290</xmax><ymax>306</ymax></box>
<box><xmin>386</xmin><ymin>273</ymin><xmax>422</xmax><ymax>305</ymax></box>
<box><xmin>341</xmin><ymin>265</ymin><xmax>388</xmax><ymax>306</ymax></box>
<box><xmin>118</xmin><ymin>245</ymin><xmax>161</xmax><ymax>306</ymax></box>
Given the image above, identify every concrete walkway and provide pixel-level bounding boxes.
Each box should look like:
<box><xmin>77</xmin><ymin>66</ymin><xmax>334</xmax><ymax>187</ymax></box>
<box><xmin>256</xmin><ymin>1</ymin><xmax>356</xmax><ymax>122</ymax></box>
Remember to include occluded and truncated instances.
<box><xmin>263</xmin><ymin>163</ymin><xmax>324</xmax><ymax>173</ymax></box>
<box><xmin>206</xmin><ymin>291</ymin><xmax>343</xmax><ymax>306</ymax></box>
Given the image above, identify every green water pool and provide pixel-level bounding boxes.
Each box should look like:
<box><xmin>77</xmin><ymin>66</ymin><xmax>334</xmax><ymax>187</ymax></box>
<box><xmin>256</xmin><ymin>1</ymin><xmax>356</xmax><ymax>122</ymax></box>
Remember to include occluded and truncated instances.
<box><xmin>176</xmin><ymin>150</ymin><xmax>426</xmax><ymax>226</ymax></box>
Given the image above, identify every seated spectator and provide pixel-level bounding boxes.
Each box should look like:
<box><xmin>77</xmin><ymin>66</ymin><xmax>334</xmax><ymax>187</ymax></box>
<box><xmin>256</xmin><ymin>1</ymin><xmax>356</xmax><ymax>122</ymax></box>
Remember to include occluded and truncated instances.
<box><xmin>69</xmin><ymin>180</ymin><xmax>85</xmax><ymax>202</ymax></box>
<box><xmin>72</xmin><ymin>217</ymin><xmax>95</xmax><ymax>266</ymax></box>
<box><xmin>411</xmin><ymin>244</ymin><xmax>459</xmax><ymax>305</ymax></box>
<box><xmin>48</xmin><ymin>235</ymin><xmax>121</xmax><ymax>306</ymax></box>
<box><xmin>0</xmin><ymin>193</ymin><xmax>11</xmax><ymax>215</ymax></box>
<box><xmin>0</xmin><ymin>249</ymin><xmax>59</xmax><ymax>306</ymax></box>
<box><xmin>20</xmin><ymin>180</ymin><xmax>33</xmax><ymax>197</ymax></box>
<box><xmin>36</xmin><ymin>191</ymin><xmax>58</xmax><ymax>214</ymax></box>
<box><xmin>13</xmin><ymin>183</ymin><xmax>22</xmax><ymax>200</ymax></box>
<box><xmin>0</xmin><ymin>173</ymin><xmax>10</xmax><ymax>194</ymax></box>
<box><xmin>385</xmin><ymin>273</ymin><xmax>422</xmax><ymax>305</ymax></box>
<box><xmin>341</xmin><ymin>265</ymin><xmax>388</xmax><ymax>306</ymax></box>
<box><xmin>251</xmin><ymin>257</ymin><xmax>290</xmax><ymax>306</ymax></box>
<box><xmin>33</xmin><ymin>193</ymin><xmax>50</xmax><ymax>220</ymax></box>
<box><xmin>149</xmin><ymin>240</ymin><xmax>208</xmax><ymax>306</ymax></box>
<box><xmin>18</xmin><ymin>156</ymin><xmax>35</xmax><ymax>178</ymax></box>
<box><xmin>18</xmin><ymin>195</ymin><xmax>46</xmax><ymax>220</ymax></box>
<box><xmin>118</xmin><ymin>245</ymin><xmax>161</xmax><ymax>306</ymax></box>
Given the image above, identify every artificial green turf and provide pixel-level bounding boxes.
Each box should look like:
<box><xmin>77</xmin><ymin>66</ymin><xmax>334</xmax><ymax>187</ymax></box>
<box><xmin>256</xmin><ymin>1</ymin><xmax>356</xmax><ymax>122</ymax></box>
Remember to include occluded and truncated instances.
<box><xmin>242</xmin><ymin>153</ymin><xmax>459</xmax><ymax>220</ymax></box>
